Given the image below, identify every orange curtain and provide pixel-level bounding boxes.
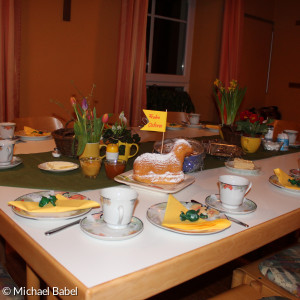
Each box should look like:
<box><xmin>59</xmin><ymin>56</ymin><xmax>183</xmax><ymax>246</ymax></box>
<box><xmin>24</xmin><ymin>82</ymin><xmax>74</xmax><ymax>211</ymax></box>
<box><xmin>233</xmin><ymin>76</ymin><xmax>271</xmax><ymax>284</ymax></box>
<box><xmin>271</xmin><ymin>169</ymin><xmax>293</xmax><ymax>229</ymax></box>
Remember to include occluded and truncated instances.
<box><xmin>0</xmin><ymin>0</ymin><xmax>21</xmax><ymax>122</ymax></box>
<box><xmin>114</xmin><ymin>0</ymin><xmax>148</xmax><ymax>127</ymax></box>
<box><xmin>218</xmin><ymin>0</ymin><xmax>244</xmax><ymax>87</ymax></box>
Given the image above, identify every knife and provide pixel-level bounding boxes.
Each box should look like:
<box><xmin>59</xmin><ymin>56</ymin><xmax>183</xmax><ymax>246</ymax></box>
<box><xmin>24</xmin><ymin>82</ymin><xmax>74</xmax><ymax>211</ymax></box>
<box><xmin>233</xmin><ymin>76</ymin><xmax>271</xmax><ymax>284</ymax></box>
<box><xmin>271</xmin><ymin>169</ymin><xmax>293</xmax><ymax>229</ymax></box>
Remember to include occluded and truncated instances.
<box><xmin>45</xmin><ymin>219</ymin><xmax>81</xmax><ymax>236</ymax></box>
<box><xmin>191</xmin><ymin>199</ymin><xmax>249</xmax><ymax>228</ymax></box>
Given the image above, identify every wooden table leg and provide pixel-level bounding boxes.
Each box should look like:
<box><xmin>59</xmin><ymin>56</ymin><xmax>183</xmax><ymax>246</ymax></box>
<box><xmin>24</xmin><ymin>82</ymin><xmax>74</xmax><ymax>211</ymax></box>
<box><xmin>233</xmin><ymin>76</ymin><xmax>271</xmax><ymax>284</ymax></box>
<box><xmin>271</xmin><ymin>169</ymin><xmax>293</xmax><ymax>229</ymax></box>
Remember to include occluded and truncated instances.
<box><xmin>26</xmin><ymin>265</ymin><xmax>40</xmax><ymax>300</ymax></box>
<box><xmin>0</xmin><ymin>236</ymin><xmax>6</xmax><ymax>265</ymax></box>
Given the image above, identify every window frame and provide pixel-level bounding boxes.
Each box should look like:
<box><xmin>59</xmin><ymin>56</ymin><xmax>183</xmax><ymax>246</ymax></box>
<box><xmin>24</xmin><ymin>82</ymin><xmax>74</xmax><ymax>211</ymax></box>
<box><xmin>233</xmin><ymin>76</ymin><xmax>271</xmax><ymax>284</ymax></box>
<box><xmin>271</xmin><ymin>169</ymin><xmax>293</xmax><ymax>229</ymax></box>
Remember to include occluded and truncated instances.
<box><xmin>146</xmin><ymin>0</ymin><xmax>196</xmax><ymax>91</ymax></box>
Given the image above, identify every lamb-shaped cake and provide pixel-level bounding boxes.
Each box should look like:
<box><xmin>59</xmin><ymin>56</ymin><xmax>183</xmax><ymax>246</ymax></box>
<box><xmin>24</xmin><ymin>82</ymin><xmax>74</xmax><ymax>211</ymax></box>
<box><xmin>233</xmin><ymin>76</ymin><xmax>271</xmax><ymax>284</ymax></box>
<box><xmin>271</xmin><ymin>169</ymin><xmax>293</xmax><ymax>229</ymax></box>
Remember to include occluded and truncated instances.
<box><xmin>133</xmin><ymin>139</ymin><xmax>193</xmax><ymax>185</ymax></box>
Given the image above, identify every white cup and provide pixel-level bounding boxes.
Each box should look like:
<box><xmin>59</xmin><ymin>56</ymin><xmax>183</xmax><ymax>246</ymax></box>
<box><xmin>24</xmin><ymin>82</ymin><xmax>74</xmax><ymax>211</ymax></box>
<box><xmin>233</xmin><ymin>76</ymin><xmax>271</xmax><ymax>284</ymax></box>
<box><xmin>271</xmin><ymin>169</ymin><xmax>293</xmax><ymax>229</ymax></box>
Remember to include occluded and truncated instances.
<box><xmin>0</xmin><ymin>139</ymin><xmax>15</xmax><ymax>165</ymax></box>
<box><xmin>100</xmin><ymin>186</ymin><xmax>138</xmax><ymax>229</ymax></box>
<box><xmin>219</xmin><ymin>175</ymin><xmax>252</xmax><ymax>209</ymax></box>
<box><xmin>188</xmin><ymin>113</ymin><xmax>200</xmax><ymax>125</ymax></box>
<box><xmin>284</xmin><ymin>130</ymin><xmax>298</xmax><ymax>145</ymax></box>
<box><xmin>0</xmin><ymin>122</ymin><xmax>16</xmax><ymax>139</ymax></box>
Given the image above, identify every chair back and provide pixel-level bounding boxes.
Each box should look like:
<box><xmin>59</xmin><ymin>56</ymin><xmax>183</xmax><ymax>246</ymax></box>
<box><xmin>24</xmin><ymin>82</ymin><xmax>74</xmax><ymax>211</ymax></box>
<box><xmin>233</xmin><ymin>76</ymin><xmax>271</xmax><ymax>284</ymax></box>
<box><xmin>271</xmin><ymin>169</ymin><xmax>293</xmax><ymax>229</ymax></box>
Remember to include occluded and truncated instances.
<box><xmin>12</xmin><ymin>116</ymin><xmax>64</xmax><ymax>132</ymax></box>
<box><xmin>272</xmin><ymin>120</ymin><xmax>300</xmax><ymax>142</ymax></box>
<box><xmin>167</xmin><ymin>112</ymin><xmax>189</xmax><ymax>124</ymax></box>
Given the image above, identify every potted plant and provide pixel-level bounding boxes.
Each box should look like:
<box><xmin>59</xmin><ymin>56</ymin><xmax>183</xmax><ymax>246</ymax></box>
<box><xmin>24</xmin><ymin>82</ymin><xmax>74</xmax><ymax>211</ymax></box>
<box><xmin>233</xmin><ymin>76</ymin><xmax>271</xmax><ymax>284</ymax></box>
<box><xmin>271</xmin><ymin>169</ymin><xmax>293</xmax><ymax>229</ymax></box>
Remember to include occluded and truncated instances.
<box><xmin>236</xmin><ymin>110</ymin><xmax>273</xmax><ymax>153</ymax></box>
<box><xmin>102</xmin><ymin>112</ymin><xmax>141</xmax><ymax>161</ymax></box>
<box><xmin>71</xmin><ymin>88</ymin><xmax>109</xmax><ymax>157</ymax></box>
<box><xmin>213</xmin><ymin>79</ymin><xmax>247</xmax><ymax>145</ymax></box>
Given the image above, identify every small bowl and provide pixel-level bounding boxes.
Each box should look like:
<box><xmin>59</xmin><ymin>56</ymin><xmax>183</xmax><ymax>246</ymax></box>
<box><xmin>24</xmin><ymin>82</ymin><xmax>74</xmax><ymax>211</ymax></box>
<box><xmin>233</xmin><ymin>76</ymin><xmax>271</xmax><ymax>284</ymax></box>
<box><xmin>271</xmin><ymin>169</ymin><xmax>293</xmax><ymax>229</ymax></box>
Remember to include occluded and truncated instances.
<box><xmin>262</xmin><ymin>139</ymin><xmax>283</xmax><ymax>151</ymax></box>
<box><xmin>104</xmin><ymin>159</ymin><xmax>126</xmax><ymax>179</ymax></box>
<box><xmin>80</xmin><ymin>157</ymin><xmax>102</xmax><ymax>179</ymax></box>
<box><xmin>153</xmin><ymin>138</ymin><xmax>205</xmax><ymax>173</ymax></box>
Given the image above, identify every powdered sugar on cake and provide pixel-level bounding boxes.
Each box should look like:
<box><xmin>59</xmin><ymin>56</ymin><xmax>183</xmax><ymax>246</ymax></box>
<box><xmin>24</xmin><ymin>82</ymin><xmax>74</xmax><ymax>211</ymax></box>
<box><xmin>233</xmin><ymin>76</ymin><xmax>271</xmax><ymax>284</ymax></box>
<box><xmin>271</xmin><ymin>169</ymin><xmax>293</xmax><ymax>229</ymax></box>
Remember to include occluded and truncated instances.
<box><xmin>133</xmin><ymin>139</ymin><xmax>193</xmax><ymax>185</ymax></box>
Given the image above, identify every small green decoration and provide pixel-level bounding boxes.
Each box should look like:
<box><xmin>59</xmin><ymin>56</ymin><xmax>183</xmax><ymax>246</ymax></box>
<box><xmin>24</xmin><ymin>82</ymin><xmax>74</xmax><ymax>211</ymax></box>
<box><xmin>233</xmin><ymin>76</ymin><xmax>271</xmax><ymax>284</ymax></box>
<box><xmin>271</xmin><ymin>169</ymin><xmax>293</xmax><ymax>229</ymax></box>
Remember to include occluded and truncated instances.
<box><xmin>39</xmin><ymin>195</ymin><xmax>57</xmax><ymax>207</ymax></box>
<box><xmin>288</xmin><ymin>178</ymin><xmax>300</xmax><ymax>187</ymax></box>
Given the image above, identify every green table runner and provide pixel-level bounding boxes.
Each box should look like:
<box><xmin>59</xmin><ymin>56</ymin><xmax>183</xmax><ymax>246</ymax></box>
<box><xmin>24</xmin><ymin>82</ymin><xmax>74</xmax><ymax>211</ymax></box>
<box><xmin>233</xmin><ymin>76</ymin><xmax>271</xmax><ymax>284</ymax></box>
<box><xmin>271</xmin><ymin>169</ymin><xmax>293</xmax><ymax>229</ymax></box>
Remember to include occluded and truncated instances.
<box><xmin>1</xmin><ymin>136</ymin><xmax>299</xmax><ymax>192</ymax></box>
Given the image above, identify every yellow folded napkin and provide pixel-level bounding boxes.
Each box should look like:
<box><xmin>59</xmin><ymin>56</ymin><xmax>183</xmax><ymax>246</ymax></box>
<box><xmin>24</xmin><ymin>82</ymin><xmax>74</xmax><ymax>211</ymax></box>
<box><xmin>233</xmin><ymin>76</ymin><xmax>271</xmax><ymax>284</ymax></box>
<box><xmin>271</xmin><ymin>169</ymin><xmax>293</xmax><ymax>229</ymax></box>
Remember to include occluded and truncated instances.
<box><xmin>162</xmin><ymin>195</ymin><xmax>231</xmax><ymax>231</ymax></box>
<box><xmin>8</xmin><ymin>194</ymin><xmax>100</xmax><ymax>213</ymax></box>
<box><xmin>274</xmin><ymin>168</ymin><xmax>300</xmax><ymax>190</ymax></box>
<box><xmin>205</xmin><ymin>124</ymin><xmax>220</xmax><ymax>130</ymax></box>
<box><xmin>24</xmin><ymin>126</ymin><xmax>50</xmax><ymax>136</ymax></box>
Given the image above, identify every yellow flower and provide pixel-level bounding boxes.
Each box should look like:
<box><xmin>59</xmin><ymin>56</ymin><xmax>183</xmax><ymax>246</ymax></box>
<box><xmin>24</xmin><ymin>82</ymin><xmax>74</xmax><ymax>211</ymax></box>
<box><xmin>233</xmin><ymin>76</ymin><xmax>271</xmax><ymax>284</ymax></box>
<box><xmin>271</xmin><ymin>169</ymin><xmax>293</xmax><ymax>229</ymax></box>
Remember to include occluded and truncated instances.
<box><xmin>214</xmin><ymin>79</ymin><xmax>220</xmax><ymax>87</ymax></box>
<box><xmin>229</xmin><ymin>80</ymin><xmax>237</xmax><ymax>89</ymax></box>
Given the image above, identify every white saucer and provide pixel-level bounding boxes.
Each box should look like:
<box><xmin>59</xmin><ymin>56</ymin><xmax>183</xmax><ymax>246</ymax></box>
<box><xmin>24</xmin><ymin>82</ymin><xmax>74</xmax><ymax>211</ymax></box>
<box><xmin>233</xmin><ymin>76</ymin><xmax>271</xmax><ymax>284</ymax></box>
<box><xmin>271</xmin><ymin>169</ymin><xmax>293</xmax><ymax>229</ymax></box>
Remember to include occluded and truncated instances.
<box><xmin>289</xmin><ymin>142</ymin><xmax>300</xmax><ymax>148</ymax></box>
<box><xmin>205</xmin><ymin>194</ymin><xmax>257</xmax><ymax>214</ymax></box>
<box><xmin>0</xmin><ymin>156</ymin><xmax>22</xmax><ymax>169</ymax></box>
<box><xmin>80</xmin><ymin>213</ymin><xmax>143</xmax><ymax>241</ymax></box>
<box><xmin>186</xmin><ymin>123</ymin><xmax>204</xmax><ymax>129</ymax></box>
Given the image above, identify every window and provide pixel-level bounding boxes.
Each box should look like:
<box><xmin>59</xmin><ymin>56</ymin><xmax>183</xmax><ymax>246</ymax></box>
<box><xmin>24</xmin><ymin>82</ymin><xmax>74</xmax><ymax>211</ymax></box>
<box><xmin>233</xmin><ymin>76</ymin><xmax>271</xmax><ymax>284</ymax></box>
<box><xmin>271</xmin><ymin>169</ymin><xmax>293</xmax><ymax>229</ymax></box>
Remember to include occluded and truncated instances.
<box><xmin>146</xmin><ymin>0</ymin><xmax>195</xmax><ymax>90</ymax></box>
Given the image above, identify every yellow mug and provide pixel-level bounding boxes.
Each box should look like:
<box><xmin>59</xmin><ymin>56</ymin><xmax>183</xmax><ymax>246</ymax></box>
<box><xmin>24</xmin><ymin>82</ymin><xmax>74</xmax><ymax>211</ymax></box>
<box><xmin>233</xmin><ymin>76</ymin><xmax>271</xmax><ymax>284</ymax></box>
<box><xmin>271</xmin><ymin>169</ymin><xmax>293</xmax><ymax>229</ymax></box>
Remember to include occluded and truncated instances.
<box><xmin>79</xmin><ymin>142</ymin><xmax>107</xmax><ymax>159</ymax></box>
<box><xmin>117</xmin><ymin>141</ymin><xmax>139</xmax><ymax>162</ymax></box>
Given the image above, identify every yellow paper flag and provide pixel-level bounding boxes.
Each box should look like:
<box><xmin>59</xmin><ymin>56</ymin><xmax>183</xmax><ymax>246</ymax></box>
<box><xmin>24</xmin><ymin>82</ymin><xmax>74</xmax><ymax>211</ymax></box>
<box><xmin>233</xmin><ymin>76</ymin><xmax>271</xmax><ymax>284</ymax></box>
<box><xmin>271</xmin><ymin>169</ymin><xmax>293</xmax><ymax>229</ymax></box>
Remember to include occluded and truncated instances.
<box><xmin>140</xmin><ymin>110</ymin><xmax>167</xmax><ymax>132</ymax></box>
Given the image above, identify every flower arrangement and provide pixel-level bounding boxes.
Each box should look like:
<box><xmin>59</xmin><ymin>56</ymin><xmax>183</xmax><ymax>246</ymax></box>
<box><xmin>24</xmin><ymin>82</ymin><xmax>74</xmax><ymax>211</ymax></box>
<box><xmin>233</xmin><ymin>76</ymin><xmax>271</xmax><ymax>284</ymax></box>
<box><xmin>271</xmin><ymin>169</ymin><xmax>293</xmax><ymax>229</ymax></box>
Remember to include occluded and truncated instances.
<box><xmin>102</xmin><ymin>112</ymin><xmax>140</xmax><ymax>145</ymax></box>
<box><xmin>236</xmin><ymin>110</ymin><xmax>273</xmax><ymax>137</ymax></box>
<box><xmin>213</xmin><ymin>79</ymin><xmax>247</xmax><ymax>125</ymax></box>
<box><xmin>70</xmin><ymin>85</ymin><xmax>109</xmax><ymax>155</ymax></box>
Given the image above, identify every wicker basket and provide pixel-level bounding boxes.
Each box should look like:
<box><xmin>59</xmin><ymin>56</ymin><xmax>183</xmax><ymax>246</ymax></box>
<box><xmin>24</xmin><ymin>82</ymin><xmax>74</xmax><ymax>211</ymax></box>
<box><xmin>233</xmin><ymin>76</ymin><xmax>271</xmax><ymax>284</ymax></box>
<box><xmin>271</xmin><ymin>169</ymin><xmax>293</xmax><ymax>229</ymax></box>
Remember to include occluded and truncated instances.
<box><xmin>51</xmin><ymin>128</ymin><xmax>78</xmax><ymax>157</ymax></box>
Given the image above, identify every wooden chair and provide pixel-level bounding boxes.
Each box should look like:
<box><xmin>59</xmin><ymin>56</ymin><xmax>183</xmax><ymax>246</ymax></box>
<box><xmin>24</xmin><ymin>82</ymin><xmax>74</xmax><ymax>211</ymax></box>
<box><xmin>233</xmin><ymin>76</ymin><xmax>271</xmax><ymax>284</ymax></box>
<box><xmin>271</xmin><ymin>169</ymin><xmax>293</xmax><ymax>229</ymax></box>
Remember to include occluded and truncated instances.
<box><xmin>167</xmin><ymin>111</ymin><xmax>189</xmax><ymax>124</ymax></box>
<box><xmin>12</xmin><ymin>116</ymin><xmax>64</xmax><ymax>132</ymax></box>
<box><xmin>272</xmin><ymin>120</ymin><xmax>300</xmax><ymax>141</ymax></box>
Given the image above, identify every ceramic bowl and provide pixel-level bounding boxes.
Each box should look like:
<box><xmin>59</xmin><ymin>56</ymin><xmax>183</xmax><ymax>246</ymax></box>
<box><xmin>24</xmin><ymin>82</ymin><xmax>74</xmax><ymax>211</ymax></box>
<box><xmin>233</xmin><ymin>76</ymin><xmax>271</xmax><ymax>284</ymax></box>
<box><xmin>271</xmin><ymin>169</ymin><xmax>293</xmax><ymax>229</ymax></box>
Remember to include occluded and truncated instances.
<box><xmin>153</xmin><ymin>138</ymin><xmax>205</xmax><ymax>173</ymax></box>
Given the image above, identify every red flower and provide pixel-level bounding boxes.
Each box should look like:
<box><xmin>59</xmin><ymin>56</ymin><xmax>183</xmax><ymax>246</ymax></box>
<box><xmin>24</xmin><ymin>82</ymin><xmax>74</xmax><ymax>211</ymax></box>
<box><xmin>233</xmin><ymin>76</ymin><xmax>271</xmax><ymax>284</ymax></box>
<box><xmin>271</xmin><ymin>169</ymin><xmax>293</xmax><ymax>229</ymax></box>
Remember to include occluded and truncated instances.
<box><xmin>102</xmin><ymin>113</ymin><xmax>109</xmax><ymax>123</ymax></box>
<box><xmin>240</xmin><ymin>110</ymin><xmax>251</xmax><ymax>120</ymax></box>
<box><xmin>70</xmin><ymin>96</ymin><xmax>76</xmax><ymax>106</ymax></box>
<box><xmin>249</xmin><ymin>114</ymin><xmax>259</xmax><ymax>123</ymax></box>
<box><xmin>259</xmin><ymin>116</ymin><xmax>264</xmax><ymax>124</ymax></box>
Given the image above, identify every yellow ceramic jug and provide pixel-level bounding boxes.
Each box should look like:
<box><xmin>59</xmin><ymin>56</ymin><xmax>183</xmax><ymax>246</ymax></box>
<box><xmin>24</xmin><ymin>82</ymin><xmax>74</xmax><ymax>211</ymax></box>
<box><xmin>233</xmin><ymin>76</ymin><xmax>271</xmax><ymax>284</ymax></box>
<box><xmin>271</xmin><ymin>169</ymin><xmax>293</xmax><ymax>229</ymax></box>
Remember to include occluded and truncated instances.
<box><xmin>117</xmin><ymin>141</ymin><xmax>139</xmax><ymax>162</ymax></box>
<box><xmin>79</xmin><ymin>143</ymin><xmax>107</xmax><ymax>159</ymax></box>
<box><xmin>241</xmin><ymin>136</ymin><xmax>261</xmax><ymax>153</ymax></box>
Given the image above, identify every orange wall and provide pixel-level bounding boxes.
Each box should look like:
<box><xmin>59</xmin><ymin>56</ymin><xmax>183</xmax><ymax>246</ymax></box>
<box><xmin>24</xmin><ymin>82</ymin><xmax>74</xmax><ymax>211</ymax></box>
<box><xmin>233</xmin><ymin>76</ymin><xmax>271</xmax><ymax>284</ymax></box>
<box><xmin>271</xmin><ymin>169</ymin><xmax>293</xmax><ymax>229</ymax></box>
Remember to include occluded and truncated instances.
<box><xmin>266</xmin><ymin>0</ymin><xmax>300</xmax><ymax>121</ymax></box>
<box><xmin>20</xmin><ymin>0</ymin><xmax>121</xmax><ymax>122</ymax></box>
<box><xmin>189</xmin><ymin>0</ymin><xmax>224</xmax><ymax>123</ymax></box>
<box><xmin>20</xmin><ymin>0</ymin><xmax>300</xmax><ymax>124</ymax></box>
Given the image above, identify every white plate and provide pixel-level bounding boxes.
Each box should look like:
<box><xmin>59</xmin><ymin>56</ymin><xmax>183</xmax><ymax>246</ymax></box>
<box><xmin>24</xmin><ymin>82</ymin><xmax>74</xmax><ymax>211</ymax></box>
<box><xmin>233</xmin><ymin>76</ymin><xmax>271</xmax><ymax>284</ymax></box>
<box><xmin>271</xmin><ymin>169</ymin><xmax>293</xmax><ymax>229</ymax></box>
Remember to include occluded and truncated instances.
<box><xmin>38</xmin><ymin>161</ymin><xmax>79</xmax><ymax>172</ymax></box>
<box><xmin>225</xmin><ymin>161</ymin><xmax>261</xmax><ymax>176</ymax></box>
<box><xmin>12</xmin><ymin>191</ymin><xmax>92</xmax><ymax>220</ymax></box>
<box><xmin>269</xmin><ymin>175</ymin><xmax>300</xmax><ymax>194</ymax></box>
<box><xmin>0</xmin><ymin>156</ymin><xmax>22</xmax><ymax>169</ymax></box>
<box><xmin>186</xmin><ymin>123</ymin><xmax>204</xmax><ymax>129</ymax></box>
<box><xmin>146</xmin><ymin>201</ymin><xmax>230</xmax><ymax>235</ymax></box>
<box><xmin>289</xmin><ymin>142</ymin><xmax>300</xmax><ymax>148</ymax></box>
<box><xmin>114</xmin><ymin>170</ymin><xmax>195</xmax><ymax>194</ymax></box>
<box><xmin>80</xmin><ymin>213</ymin><xmax>143</xmax><ymax>241</ymax></box>
<box><xmin>205</xmin><ymin>194</ymin><xmax>257</xmax><ymax>214</ymax></box>
<box><xmin>15</xmin><ymin>131</ymin><xmax>52</xmax><ymax>141</ymax></box>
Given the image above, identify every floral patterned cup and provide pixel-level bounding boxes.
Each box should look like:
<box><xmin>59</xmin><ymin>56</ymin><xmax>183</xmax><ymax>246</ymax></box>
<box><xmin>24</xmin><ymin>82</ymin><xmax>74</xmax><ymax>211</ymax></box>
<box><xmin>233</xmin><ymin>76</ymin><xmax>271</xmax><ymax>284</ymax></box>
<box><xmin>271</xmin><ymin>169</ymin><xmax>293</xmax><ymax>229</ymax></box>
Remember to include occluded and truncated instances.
<box><xmin>100</xmin><ymin>186</ymin><xmax>137</xmax><ymax>229</ymax></box>
<box><xmin>0</xmin><ymin>122</ymin><xmax>16</xmax><ymax>139</ymax></box>
<box><xmin>219</xmin><ymin>175</ymin><xmax>252</xmax><ymax>209</ymax></box>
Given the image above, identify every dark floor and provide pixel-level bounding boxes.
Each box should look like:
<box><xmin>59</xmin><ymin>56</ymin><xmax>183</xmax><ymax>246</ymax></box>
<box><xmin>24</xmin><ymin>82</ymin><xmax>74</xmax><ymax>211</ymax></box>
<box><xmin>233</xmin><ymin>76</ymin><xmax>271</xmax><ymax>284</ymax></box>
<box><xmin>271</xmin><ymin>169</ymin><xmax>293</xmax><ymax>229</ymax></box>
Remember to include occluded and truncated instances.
<box><xmin>4</xmin><ymin>232</ymin><xmax>298</xmax><ymax>300</ymax></box>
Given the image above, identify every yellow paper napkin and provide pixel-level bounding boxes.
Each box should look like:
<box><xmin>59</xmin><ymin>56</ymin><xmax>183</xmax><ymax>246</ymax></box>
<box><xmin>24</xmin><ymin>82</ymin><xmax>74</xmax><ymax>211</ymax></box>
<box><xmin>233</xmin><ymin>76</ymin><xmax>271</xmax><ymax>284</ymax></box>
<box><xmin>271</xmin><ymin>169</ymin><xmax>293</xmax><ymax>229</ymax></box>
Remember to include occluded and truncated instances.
<box><xmin>24</xmin><ymin>126</ymin><xmax>50</xmax><ymax>136</ymax></box>
<box><xmin>8</xmin><ymin>194</ymin><xmax>100</xmax><ymax>213</ymax></box>
<box><xmin>205</xmin><ymin>124</ymin><xmax>220</xmax><ymax>130</ymax></box>
<box><xmin>274</xmin><ymin>168</ymin><xmax>300</xmax><ymax>190</ymax></box>
<box><xmin>162</xmin><ymin>195</ymin><xmax>231</xmax><ymax>231</ymax></box>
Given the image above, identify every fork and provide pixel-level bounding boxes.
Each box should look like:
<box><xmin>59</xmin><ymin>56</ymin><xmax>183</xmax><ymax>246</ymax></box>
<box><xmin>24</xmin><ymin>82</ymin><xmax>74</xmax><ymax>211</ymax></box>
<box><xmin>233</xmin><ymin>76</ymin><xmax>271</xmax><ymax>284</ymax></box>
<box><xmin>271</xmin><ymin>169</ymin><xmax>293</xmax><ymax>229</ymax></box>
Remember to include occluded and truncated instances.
<box><xmin>191</xmin><ymin>200</ymin><xmax>249</xmax><ymax>228</ymax></box>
